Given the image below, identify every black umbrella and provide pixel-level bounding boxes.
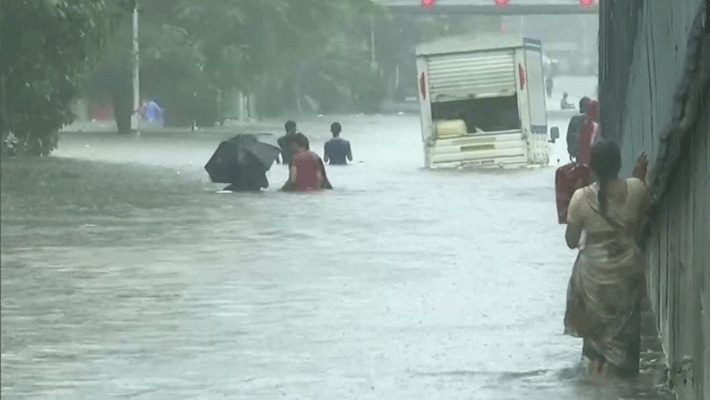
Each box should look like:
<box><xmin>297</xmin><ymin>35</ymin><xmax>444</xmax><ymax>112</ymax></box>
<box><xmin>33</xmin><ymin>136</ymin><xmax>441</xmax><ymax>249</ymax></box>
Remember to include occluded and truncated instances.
<box><xmin>204</xmin><ymin>133</ymin><xmax>281</xmax><ymax>184</ymax></box>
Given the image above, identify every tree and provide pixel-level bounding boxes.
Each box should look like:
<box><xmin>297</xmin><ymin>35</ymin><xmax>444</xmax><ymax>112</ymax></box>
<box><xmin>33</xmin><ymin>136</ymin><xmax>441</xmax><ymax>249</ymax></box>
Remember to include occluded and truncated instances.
<box><xmin>88</xmin><ymin>0</ymin><xmax>385</xmax><ymax>126</ymax></box>
<box><xmin>0</xmin><ymin>0</ymin><xmax>130</xmax><ymax>155</ymax></box>
<box><xmin>373</xmin><ymin>14</ymin><xmax>502</xmax><ymax>103</ymax></box>
<box><xmin>170</xmin><ymin>0</ymin><xmax>383</xmax><ymax>116</ymax></box>
<box><xmin>90</xmin><ymin>13</ymin><xmax>210</xmax><ymax>131</ymax></box>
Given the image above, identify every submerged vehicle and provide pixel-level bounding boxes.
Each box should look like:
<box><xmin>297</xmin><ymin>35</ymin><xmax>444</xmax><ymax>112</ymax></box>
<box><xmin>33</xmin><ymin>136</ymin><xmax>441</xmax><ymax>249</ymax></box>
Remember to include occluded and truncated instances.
<box><xmin>415</xmin><ymin>34</ymin><xmax>559</xmax><ymax>169</ymax></box>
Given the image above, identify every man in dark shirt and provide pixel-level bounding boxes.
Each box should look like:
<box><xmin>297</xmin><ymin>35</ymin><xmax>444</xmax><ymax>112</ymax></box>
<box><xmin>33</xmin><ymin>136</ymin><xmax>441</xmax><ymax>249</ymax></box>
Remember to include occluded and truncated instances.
<box><xmin>323</xmin><ymin>122</ymin><xmax>352</xmax><ymax>165</ymax></box>
<box><xmin>281</xmin><ymin>133</ymin><xmax>322</xmax><ymax>191</ymax></box>
<box><xmin>277</xmin><ymin>120</ymin><xmax>298</xmax><ymax>165</ymax></box>
<box><xmin>566</xmin><ymin>97</ymin><xmax>590</xmax><ymax>162</ymax></box>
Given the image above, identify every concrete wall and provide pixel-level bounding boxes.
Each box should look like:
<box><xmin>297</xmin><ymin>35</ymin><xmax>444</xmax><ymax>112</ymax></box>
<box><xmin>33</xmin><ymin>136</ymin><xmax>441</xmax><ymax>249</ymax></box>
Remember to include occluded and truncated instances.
<box><xmin>599</xmin><ymin>1</ymin><xmax>709</xmax><ymax>399</ymax></box>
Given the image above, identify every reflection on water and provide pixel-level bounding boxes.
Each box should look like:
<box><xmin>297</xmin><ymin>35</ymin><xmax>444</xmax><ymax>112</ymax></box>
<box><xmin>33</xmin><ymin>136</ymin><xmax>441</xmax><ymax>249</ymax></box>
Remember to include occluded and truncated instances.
<box><xmin>1</xmin><ymin>113</ymin><xmax>672</xmax><ymax>399</ymax></box>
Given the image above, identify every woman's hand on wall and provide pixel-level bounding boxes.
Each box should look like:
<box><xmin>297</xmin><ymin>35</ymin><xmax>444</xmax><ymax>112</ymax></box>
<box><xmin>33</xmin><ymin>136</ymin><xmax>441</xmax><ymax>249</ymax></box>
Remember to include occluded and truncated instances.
<box><xmin>632</xmin><ymin>151</ymin><xmax>648</xmax><ymax>181</ymax></box>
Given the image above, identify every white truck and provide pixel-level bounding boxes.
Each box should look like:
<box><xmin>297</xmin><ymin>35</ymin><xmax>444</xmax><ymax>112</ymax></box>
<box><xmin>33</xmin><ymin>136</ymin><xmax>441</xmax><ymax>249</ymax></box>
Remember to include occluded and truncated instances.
<box><xmin>415</xmin><ymin>34</ymin><xmax>559</xmax><ymax>169</ymax></box>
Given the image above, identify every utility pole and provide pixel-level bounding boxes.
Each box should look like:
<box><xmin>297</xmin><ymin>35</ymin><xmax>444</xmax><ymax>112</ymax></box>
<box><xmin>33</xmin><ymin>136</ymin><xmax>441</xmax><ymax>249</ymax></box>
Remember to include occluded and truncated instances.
<box><xmin>0</xmin><ymin>0</ymin><xmax>7</xmax><ymax>137</ymax></box>
<box><xmin>130</xmin><ymin>0</ymin><xmax>141</xmax><ymax>136</ymax></box>
<box><xmin>369</xmin><ymin>16</ymin><xmax>377</xmax><ymax>70</ymax></box>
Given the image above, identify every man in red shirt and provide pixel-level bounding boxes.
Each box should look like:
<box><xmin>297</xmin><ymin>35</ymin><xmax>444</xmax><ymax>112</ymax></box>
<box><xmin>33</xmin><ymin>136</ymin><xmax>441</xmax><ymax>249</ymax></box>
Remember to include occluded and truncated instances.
<box><xmin>577</xmin><ymin>100</ymin><xmax>600</xmax><ymax>165</ymax></box>
<box><xmin>281</xmin><ymin>133</ymin><xmax>323</xmax><ymax>191</ymax></box>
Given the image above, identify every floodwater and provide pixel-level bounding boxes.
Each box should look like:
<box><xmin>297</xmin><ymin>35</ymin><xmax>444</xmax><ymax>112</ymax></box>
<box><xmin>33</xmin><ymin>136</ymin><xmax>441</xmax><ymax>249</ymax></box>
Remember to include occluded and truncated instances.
<box><xmin>1</xmin><ymin>79</ymin><xmax>673</xmax><ymax>400</ymax></box>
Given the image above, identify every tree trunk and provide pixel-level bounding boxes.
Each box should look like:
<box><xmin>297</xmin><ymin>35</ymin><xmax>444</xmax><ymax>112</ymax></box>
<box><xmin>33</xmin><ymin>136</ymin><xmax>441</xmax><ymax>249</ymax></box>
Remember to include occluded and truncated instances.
<box><xmin>0</xmin><ymin>74</ymin><xmax>7</xmax><ymax>134</ymax></box>
<box><xmin>112</xmin><ymin>89</ymin><xmax>132</xmax><ymax>134</ymax></box>
<box><xmin>216</xmin><ymin>88</ymin><xmax>223</xmax><ymax>126</ymax></box>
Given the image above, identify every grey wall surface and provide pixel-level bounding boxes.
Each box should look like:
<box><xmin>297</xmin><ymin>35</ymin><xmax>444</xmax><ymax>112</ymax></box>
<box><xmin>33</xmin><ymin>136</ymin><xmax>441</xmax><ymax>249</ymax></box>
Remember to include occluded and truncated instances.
<box><xmin>599</xmin><ymin>1</ymin><xmax>709</xmax><ymax>399</ymax></box>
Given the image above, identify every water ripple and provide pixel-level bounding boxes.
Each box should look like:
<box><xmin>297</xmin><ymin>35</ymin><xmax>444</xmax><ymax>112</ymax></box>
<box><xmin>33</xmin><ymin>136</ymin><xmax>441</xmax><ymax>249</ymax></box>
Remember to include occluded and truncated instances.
<box><xmin>1</xmin><ymin>113</ymin><xmax>672</xmax><ymax>399</ymax></box>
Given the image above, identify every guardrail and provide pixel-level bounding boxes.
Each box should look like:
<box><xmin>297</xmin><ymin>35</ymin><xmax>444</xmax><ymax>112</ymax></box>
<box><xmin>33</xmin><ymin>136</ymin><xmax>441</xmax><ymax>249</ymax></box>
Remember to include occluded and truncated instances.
<box><xmin>377</xmin><ymin>0</ymin><xmax>598</xmax><ymax>15</ymax></box>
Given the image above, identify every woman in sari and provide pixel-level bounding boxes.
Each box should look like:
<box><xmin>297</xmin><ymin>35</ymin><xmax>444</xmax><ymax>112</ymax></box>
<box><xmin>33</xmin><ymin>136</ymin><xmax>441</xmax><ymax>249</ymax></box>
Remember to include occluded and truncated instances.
<box><xmin>564</xmin><ymin>139</ymin><xmax>653</xmax><ymax>377</ymax></box>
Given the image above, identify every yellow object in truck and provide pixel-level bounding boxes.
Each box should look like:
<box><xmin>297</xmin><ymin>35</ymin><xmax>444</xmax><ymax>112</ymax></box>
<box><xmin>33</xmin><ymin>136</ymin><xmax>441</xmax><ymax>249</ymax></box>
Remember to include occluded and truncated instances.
<box><xmin>435</xmin><ymin>119</ymin><xmax>467</xmax><ymax>139</ymax></box>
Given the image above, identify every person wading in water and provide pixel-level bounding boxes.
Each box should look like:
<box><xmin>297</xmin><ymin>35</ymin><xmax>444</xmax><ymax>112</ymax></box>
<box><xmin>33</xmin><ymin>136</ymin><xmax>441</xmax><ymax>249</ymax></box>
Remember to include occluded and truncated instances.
<box><xmin>323</xmin><ymin>122</ymin><xmax>353</xmax><ymax>165</ymax></box>
<box><xmin>566</xmin><ymin>97</ymin><xmax>591</xmax><ymax>162</ymax></box>
<box><xmin>277</xmin><ymin>120</ymin><xmax>298</xmax><ymax>165</ymax></box>
<box><xmin>564</xmin><ymin>139</ymin><xmax>652</xmax><ymax>377</ymax></box>
<box><xmin>281</xmin><ymin>133</ymin><xmax>324</xmax><ymax>192</ymax></box>
<box><xmin>576</xmin><ymin>99</ymin><xmax>600</xmax><ymax>165</ymax></box>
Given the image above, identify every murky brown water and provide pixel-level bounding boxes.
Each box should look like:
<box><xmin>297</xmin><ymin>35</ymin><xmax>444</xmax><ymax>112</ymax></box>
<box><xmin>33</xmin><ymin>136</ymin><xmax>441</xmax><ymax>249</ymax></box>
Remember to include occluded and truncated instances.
<box><xmin>1</xmin><ymin>90</ymin><xmax>674</xmax><ymax>398</ymax></box>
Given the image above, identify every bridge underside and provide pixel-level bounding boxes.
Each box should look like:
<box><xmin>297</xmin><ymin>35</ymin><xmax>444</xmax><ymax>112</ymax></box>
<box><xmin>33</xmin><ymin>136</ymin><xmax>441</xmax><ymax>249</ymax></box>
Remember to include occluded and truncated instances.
<box><xmin>385</xmin><ymin>5</ymin><xmax>598</xmax><ymax>15</ymax></box>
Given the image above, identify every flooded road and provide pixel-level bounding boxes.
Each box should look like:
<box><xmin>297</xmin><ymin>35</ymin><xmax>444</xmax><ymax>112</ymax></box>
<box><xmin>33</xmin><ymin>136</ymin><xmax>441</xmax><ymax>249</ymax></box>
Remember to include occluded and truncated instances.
<box><xmin>1</xmin><ymin>111</ymin><xmax>672</xmax><ymax>398</ymax></box>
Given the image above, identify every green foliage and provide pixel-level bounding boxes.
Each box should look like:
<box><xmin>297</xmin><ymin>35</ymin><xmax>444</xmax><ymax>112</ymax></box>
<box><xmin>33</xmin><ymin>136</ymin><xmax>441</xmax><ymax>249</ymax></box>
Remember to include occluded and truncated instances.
<box><xmin>89</xmin><ymin>0</ymin><xmax>387</xmax><ymax>123</ymax></box>
<box><xmin>299</xmin><ymin>16</ymin><xmax>379</xmax><ymax>113</ymax></box>
<box><xmin>1</xmin><ymin>0</ymin><xmax>501</xmax><ymax>151</ymax></box>
<box><xmin>85</xmin><ymin>1</ymin><xmax>499</xmax><ymax>125</ymax></box>
<box><xmin>0</xmin><ymin>0</ymin><xmax>126</xmax><ymax>155</ymax></box>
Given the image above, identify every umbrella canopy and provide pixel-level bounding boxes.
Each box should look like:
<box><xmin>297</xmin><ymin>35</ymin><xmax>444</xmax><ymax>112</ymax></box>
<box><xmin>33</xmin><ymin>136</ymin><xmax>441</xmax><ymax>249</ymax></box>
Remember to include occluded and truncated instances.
<box><xmin>204</xmin><ymin>133</ymin><xmax>281</xmax><ymax>184</ymax></box>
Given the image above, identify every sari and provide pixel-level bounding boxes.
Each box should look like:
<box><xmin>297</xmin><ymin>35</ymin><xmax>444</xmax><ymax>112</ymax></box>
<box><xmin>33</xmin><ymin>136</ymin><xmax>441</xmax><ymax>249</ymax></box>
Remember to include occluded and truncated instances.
<box><xmin>564</xmin><ymin>179</ymin><xmax>648</xmax><ymax>376</ymax></box>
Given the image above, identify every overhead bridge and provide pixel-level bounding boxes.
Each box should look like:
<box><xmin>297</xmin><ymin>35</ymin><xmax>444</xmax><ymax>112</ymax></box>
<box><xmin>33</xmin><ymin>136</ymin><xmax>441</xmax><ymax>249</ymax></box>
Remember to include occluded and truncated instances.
<box><xmin>376</xmin><ymin>0</ymin><xmax>598</xmax><ymax>15</ymax></box>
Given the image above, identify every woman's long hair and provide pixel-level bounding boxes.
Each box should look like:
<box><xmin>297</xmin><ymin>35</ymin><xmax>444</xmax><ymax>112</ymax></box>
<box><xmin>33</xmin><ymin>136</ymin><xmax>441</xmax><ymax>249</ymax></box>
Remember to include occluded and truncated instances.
<box><xmin>589</xmin><ymin>139</ymin><xmax>621</xmax><ymax>214</ymax></box>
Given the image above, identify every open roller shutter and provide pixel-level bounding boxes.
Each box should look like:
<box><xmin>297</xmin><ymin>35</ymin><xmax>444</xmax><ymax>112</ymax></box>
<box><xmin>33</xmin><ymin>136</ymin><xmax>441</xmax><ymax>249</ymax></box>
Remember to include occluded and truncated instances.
<box><xmin>427</xmin><ymin>50</ymin><xmax>517</xmax><ymax>101</ymax></box>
